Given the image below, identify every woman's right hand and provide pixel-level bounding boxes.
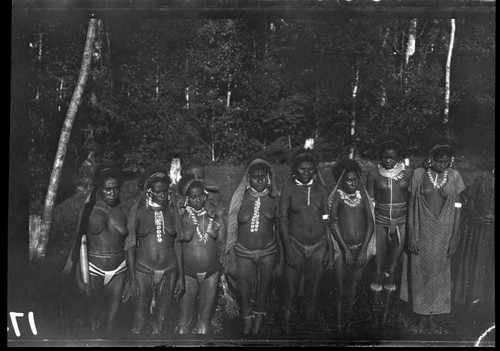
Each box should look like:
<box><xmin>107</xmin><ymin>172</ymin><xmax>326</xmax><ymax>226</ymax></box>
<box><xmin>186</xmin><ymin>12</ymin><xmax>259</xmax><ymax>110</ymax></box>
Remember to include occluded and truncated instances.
<box><xmin>407</xmin><ymin>236</ymin><xmax>419</xmax><ymax>255</ymax></box>
<box><xmin>122</xmin><ymin>278</ymin><xmax>140</xmax><ymax>303</ymax></box>
<box><xmin>77</xmin><ymin>280</ymin><xmax>92</xmax><ymax>297</ymax></box>
<box><xmin>284</xmin><ymin>247</ymin><xmax>299</xmax><ymax>268</ymax></box>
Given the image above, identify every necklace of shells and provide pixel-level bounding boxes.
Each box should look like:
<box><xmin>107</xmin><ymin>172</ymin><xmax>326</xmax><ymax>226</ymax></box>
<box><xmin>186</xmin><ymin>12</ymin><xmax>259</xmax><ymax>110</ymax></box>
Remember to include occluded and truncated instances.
<box><xmin>337</xmin><ymin>189</ymin><xmax>362</xmax><ymax>208</ymax></box>
<box><xmin>154</xmin><ymin>210</ymin><xmax>165</xmax><ymax>243</ymax></box>
<box><xmin>186</xmin><ymin>206</ymin><xmax>213</xmax><ymax>243</ymax></box>
<box><xmin>427</xmin><ymin>169</ymin><xmax>449</xmax><ymax>189</ymax></box>
<box><xmin>248</xmin><ymin>187</ymin><xmax>269</xmax><ymax>233</ymax></box>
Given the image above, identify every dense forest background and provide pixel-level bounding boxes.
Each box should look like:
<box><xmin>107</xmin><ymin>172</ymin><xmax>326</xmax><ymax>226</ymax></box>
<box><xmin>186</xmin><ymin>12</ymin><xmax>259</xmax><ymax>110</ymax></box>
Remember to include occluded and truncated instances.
<box><xmin>26</xmin><ymin>18</ymin><xmax>495</xmax><ymax>213</ymax></box>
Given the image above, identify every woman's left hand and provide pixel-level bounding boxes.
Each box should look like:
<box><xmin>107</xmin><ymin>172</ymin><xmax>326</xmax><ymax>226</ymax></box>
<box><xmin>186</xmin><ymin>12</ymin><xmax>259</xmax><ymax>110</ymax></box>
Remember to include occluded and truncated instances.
<box><xmin>447</xmin><ymin>237</ymin><xmax>459</xmax><ymax>258</ymax></box>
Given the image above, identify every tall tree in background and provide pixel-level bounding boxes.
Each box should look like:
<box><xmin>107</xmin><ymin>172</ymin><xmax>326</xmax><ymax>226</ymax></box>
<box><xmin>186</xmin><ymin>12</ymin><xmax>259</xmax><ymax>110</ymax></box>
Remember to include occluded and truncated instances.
<box><xmin>33</xmin><ymin>18</ymin><xmax>97</xmax><ymax>261</ymax></box>
<box><xmin>443</xmin><ymin>19</ymin><xmax>456</xmax><ymax>126</ymax></box>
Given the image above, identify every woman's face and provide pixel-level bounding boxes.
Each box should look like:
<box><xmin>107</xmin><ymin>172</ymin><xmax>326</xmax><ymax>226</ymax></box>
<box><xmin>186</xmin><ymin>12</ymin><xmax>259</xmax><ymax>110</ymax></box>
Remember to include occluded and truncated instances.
<box><xmin>249</xmin><ymin>169</ymin><xmax>269</xmax><ymax>193</ymax></box>
<box><xmin>295</xmin><ymin>160</ymin><xmax>316</xmax><ymax>184</ymax></box>
<box><xmin>186</xmin><ymin>185</ymin><xmax>206</xmax><ymax>210</ymax></box>
<box><xmin>341</xmin><ymin>171</ymin><xmax>359</xmax><ymax>194</ymax></box>
<box><xmin>380</xmin><ymin>148</ymin><xmax>399</xmax><ymax>170</ymax></box>
<box><xmin>101</xmin><ymin>178</ymin><xmax>120</xmax><ymax>206</ymax></box>
<box><xmin>431</xmin><ymin>155</ymin><xmax>451</xmax><ymax>174</ymax></box>
<box><xmin>151</xmin><ymin>180</ymin><xmax>168</xmax><ymax>204</ymax></box>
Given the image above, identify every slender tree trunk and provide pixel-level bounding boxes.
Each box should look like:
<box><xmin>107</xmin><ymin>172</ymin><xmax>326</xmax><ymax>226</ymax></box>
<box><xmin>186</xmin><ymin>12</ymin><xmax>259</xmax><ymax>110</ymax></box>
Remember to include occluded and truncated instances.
<box><xmin>403</xmin><ymin>19</ymin><xmax>417</xmax><ymax>93</ymax></box>
<box><xmin>405</xmin><ymin>19</ymin><xmax>417</xmax><ymax>65</ymax></box>
<box><xmin>443</xmin><ymin>19</ymin><xmax>456</xmax><ymax>125</ymax></box>
<box><xmin>314</xmin><ymin>83</ymin><xmax>320</xmax><ymax>140</ymax></box>
<box><xmin>211</xmin><ymin>115</ymin><xmax>215</xmax><ymax>162</ymax></box>
<box><xmin>349</xmin><ymin>68</ymin><xmax>360</xmax><ymax>160</ymax></box>
<box><xmin>33</xmin><ymin>18</ymin><xmax>98</xmax><ymax>262</ymax></box>
<box><xmin>227</xmin><ymin>81</ymin><xmax>232</xmax><ymax>108</ymax></box>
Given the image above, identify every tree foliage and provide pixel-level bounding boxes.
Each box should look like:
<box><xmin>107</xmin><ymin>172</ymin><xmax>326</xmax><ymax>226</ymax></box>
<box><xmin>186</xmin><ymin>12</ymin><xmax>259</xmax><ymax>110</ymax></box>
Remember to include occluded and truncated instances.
<box><xmin>25</xmin><ymin>18</ymin><xmax>495</xmax><ymax>211</ymax></box>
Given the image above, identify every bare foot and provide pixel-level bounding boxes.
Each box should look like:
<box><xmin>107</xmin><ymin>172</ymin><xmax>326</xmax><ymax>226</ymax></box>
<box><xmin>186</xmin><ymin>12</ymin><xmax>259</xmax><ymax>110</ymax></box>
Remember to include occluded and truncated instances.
<box><xmin>428</xmin><ymin>317</ymin><xmax>437</xmax><ymax>333</ymax></box>
<box><xmin>416</xmin><ymin>316</ymin><xmax>425</xmax><ymax>333</ymax></box>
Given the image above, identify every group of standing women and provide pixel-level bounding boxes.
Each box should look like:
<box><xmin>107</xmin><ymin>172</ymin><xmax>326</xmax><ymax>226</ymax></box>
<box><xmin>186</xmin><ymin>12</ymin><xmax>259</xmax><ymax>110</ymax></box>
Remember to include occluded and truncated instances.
<box><xmin>62</xmin><ymin>136</ymin><xmax>494</xmax><ymax>337</ymax></box>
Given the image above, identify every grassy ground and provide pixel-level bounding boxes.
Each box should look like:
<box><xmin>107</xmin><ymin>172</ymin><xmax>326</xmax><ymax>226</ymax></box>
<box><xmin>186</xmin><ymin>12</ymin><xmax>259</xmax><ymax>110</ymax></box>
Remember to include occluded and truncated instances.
<box><xmin>17</xmin><ymin>156</ymin><xmax>494</xmax><ymax>345</ymax></box>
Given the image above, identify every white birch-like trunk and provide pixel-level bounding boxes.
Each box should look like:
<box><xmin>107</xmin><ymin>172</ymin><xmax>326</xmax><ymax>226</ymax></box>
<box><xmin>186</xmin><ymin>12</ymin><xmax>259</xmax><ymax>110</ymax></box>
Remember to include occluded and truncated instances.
<box><xmin>405</xmin><ymin>19</ymin><xmax>418</xmax><ymax>65</ymax></box>
<box><xmin>211</xmin><ymin>115</ymin><xmax>215</xmax><ymax>162</ymax></box>
<box><xmin>227</xmin><ymin>82</ymin><xmax>232</xmax><ymax>108</ymax></box>
<box><xmin>33</xmin><ymin>18</ymin><xmax>98</xmax><ymax>262</ymax></box>
<box><xmin>155</xmin><ymin>73</ymin><xmax>159</xmax><ymax>102</ymax></box>
<box><xmin>443</xmin><ymin>19</ymin><xmax>456</xmax><ymax>125</ymax></box>
<box><xmin>349</xmin><ymin>68</ymin><xmax>360</xmax><ymax>160</ymax></box>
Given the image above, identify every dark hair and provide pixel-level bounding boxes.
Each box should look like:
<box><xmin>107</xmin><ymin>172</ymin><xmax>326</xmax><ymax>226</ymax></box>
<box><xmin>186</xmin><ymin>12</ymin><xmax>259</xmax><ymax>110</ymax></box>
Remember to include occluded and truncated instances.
<box><xmin>378</xmin><ymin>131</ymin><xmax>406</xmax><ymax>158</ymax></box>
<box><xmin>292</xmin><ymin>150</ymin><xmax>317</xmax><ymax>172</ymax></box>
<box><xmin>248</xmin><ymin>162</ymin><xmax>271</xmax><ymax>175</ymax></box>
<box><xmin>179</xmin><ymin>174</ymin><xmax>206</xmax><ymax>196</ymax></box>
<box><xmin>378</xmin><ymin>140</ymin><xmax>403</xmax><ymax>158</ymax></box>
<box><xmin>430</xmin><ymin>144</ymin><xmax>454</xmax><ymax>159</ymax></box>
<box><xmin>94</xmin><ymin>166</ymin><xmax>124</xmax><ymax>190</ymax></box>
<box><xmin>144</xmin><ymin>171</ymin><xmax>170</xmax><ymax>191</ymax></box>
<box><xmin>331</xmin><ymin>159</ymin><xmax>362</xmax><ymax>182</ymax></box>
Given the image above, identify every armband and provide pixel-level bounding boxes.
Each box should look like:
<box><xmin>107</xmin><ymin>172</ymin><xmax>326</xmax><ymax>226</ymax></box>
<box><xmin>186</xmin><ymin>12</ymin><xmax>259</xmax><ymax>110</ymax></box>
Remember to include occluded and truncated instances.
<box><xmin>454</xmin><ymin>202</ymin><xmax>462</xmax><ymax>208</ymax></box>
<box><xmin>322</xmin><ymin>214</ymin><xmax>329</xmax><ymax>220</ymax></box>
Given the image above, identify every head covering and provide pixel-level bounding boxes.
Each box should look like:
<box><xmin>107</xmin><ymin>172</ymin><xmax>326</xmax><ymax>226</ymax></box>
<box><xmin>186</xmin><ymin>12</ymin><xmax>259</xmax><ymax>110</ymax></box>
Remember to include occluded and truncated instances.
<box><xmin>125</xmin><ymin>171</ymin><xmax>169</xmax><ymax>252</ymax></box>
<box><xmin>224</xmin><ymin>158</ymin><xmax>279</xmax><ymax>273</ymax></box>
<box><xmin>425</xmin><ymin>143</ymin><xmax>454</xmax><ymax>169</ymax></box>
<box><xmin>327</xmin><ymin>167</ymin><xmax>376</xmax><ymax>262</ymax></box>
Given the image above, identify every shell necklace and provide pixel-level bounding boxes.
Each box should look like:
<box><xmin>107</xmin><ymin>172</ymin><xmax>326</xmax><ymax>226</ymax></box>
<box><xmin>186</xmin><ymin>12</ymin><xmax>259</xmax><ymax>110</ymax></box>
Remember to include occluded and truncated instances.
<box><xmin>338</xmin><ymin>189</ymin><xmax>362</xmax><ymax>208</ymax></box>
<box><xmin>154</xmin><ymin>210</ymin><xmax>165</xmax><ymax>243</ymax></box>
<box><xmin>427</xmin><ymin>169</ymin><xmax>448</xmax><ymax>189</ymax></box>
<box><xmin>248</xmin><ymin>187</ymin><xmax>268</xmax><ymax>233</ymax></box>
<box><xmin>378</xmin><ymin>162</ymin><xmax>405</xmax><ymax>188</ymax></box>
<box><xmin>186</xmin><ymin>206</ymin><xmax>213</xmax><ymax>243</ymax></box>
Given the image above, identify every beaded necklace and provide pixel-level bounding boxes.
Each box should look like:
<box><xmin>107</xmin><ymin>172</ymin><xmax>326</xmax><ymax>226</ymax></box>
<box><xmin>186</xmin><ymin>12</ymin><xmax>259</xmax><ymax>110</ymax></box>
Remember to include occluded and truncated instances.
<box><xmin>248</xmin><ymin>187</ymin><xmax>269</xmax><ymax>233</ymax></box>
<box><xmin>427</xmin><ymin>169</ymin><xmax>449</xmax><ymax>189</ymax></box>
<box><xmin>338</xmin><ymin>189</ymin><xmax>362</xmax><ymax>208</ymax></box>
<box><xmin>185</xmin><ymin>206</ymin><xmax>213</xmax><ymax>243</ymax></box>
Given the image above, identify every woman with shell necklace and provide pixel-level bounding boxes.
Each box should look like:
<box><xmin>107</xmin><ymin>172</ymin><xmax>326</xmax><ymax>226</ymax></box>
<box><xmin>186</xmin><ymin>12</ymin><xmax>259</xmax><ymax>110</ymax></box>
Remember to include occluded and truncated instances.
<box><xmin>366</xmin><ymin>136</ymin><xmax>413</xmax><ymax>325</ymax></box>
<box><xmin>400</xmin><ymin>142</ymin><xmax>465</xmax><ymax>333</ymax></box>
<box><xmin>225</xmin><ymin>157</ymin><xmax>283</xmax><ymax>335</ymax></box>
<box><xmin>176</xmin><ymin>176</ymin><xmax>226</xmax><ymax>334</ymax></box>
<box><xmin>123</xmin><ymin>171</ymin><xmax>185</xmax><ymax>335</ymax></box>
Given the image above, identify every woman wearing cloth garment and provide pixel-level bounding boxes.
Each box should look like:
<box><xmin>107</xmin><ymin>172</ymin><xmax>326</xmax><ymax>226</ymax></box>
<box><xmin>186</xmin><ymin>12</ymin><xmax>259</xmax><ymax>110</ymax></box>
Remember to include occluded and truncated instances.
<box><xmin>452</xmin><ymin>166</ymin><xmax>495</xmax><ymax>323</ymax></box>
<box><xmin>123</xmin><ymin>171</ymin><xmax>185</xmax><ymax>335</ymax></box>
<box><xmin>62</xmin><ymin>166</ymin><xmax>129</xmax><ymax>336</ymax></box>
<box><xmin>279</xmin><ymin>149</ymin><xmax>335</xmax><ymax>334</ymax></box>
<box><xmin>400</xmin><ymin>142</ymin><xmax>465</xmax><ymax>332</ymax></box>
<box><xmin>366</xmin><ymin>135</ymin><xmax>413</xmax><ymax>325</ymax></box>
<box><xmin>225</xmin><ymin>157</ymin><xmax>282</xmax><ymax>334</ymax></box>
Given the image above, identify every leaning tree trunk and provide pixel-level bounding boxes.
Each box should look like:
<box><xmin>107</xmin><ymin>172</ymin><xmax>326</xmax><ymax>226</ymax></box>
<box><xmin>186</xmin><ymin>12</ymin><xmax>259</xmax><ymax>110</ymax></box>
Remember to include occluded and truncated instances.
<box><xmin>348</xmin><ymin>68</ymin><xmax>360</xmax><ymax>160</ymax></box>
<box><xmin>33</xmin><ymin>18</ymin><xmax>98</xmax><ymax>262</ymax></box>
<box><xmin>443</xmin><ymin>19</ymin><xmax>456</xmax><ymax>125</ymax></box>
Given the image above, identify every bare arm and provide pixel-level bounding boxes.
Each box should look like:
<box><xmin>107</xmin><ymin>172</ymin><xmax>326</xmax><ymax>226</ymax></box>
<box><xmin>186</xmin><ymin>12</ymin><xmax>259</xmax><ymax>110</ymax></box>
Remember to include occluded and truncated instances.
<box><xmin>406</xmin><ymin>190</ymin><xmax>419</xmax><ymax>255</ymax></box>
<box><xmin>366</xmin><ymin>170</ymin><xmax>375</xmax><ymax>201</ymax></box>
<box><xmin>447</xmin><ymin>192</ymin><xmax>463</xmax><ymax>257</ymax></box>
<box><xmin>279</xmin><ymin>184</ymin><xmax>298</xmax><ymax>267</ymax></box>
